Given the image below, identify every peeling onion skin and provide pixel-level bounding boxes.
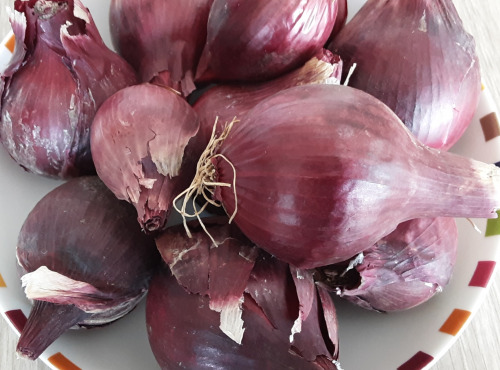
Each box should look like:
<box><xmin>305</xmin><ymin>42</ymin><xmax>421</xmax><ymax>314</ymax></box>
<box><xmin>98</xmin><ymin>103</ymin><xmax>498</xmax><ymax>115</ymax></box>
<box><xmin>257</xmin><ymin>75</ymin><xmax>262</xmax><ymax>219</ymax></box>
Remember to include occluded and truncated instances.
<box><xmin>195</xmin><ymin>0</ymin><xmax>338</xmax><ymax>84</ymax></box>
<box><xmin>109</xmin><ymin>0</ymin><xmax>214</xmax><ymax>97</ymax></box>
<box><xmin>317</xmin><ymin>217</ymin><xmax>458</xmax><ymax>312</ymax></box>
<box><xmin>193</xmin><ymin>49</ymin><xmax>343</xmax><ymax>147</ymax></box>
<box><xmin>153</xmin><ymin>219</ymin><xmax>339</xmax><ymax>369</ymax></box>
<box><xmin>90</xmin><ymin>83</ymin><xmax>202</xmax><ymax>233</ymax></box>
<box><xmin>16</xmin><ymin>176</ymin><xmax>160</xmax><ymax>360</ymax></box>
<box><xmin>210</xmin><ymin>84</ymin><xmax>500</xmax><ymax>268</ymax></box>
<box><xmin>146</xmin><ymin>264</ymin><xmax>339</xmax><ymax>369</ymax></box>
<box><xmin>328</xmin><ymin>0</ymin><xmax>481</xmax><ymax>150</ymax></box>
<box><xmin>0</xmin><ymin>0</ymin><xmax>138</xmax><ymax>179</ymax></box>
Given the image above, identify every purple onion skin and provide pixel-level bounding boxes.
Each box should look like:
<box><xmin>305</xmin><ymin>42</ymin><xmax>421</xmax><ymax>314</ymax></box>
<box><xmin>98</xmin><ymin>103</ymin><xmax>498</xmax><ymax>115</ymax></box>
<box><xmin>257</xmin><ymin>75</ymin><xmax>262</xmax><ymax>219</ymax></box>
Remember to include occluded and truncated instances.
<box><xmin>326</xmin><ymin>0</ymin><xmax>347</xmax><ymax>45</ymax></box>
<box><xmin>90</xmin><ymin>83</ymin><xmax>202</xmax><ymax>233</ymax></box>
<box><xmin>109</xmin><ymin>0</ymin><xmax>213</xmax><ymax>97</ymax></box>
<box><xmin>16</xmin><ymin>176</ymin><xmax>159</xmax><ymax>360</ymax></box>
<box><xmin>209</xmin><ymin>84</ymin><xmax>500</xmax><ymax>268</ymax></box>
<box><xmin>193</xmin><ymin>49</ymin><xmax>342</xmax><ymax>147</ymax></box>
<box><xmin>153</xmin><ymin>219</ymin><xmax>339</xmax><ymax>369</ymax></box>
<box><xmin>328</xmin><ymin>0</ymin><xmax>481</xmax><ymax>150</ymax></box>
<box><xmin>195</xmin><ymin>0</ymin><xmax>338</xmax><ymax>84</ymax></box>
<box><xmin>0</xmin><ymin>0</ymin><xmax>138</xmax><ymax>179</ymax></box>
<box><xmin>318</xmin><ymin>218</ymin><xmax>458</xmax><ymax>312</ymax></box>
<box><xmin>146</xmin><ymin>264</ymin><xmax>339</xmax><ymax>370</ymax></box>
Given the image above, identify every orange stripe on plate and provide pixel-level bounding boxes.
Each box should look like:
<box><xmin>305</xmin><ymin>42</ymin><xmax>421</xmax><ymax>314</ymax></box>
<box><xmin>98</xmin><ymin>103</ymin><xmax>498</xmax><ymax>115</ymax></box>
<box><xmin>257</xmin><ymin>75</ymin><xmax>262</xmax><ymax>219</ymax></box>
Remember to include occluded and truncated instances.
<box><xmin>0</xmin><ymin>273</ymin><xmax>6</xmax><ymax>287</ymax></box>
<box><xmin>48</xmin><ymin>353</ymin><xmax>81</xmax><ymax>370</ymax></box>
<box><xmin>439</xmin><ymin>308</ymin><xmax>471</xmax><ymax>336</ymax></box>
<box><xmin>5</xmin><ymin>34</ymin><xmax>15</xmax><ymax>53</ymax></box>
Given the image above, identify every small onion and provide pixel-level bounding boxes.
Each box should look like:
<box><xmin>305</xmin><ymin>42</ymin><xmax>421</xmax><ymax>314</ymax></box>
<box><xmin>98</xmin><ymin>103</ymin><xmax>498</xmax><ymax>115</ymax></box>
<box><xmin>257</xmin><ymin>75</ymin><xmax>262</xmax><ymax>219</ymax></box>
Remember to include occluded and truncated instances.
<box><xmin>16</xmin><ymin>176</ymin><xmax>159</xmax><ymax>360</ymax></box>
<box><xmin>90</xmin><ymin>83</ymin><xmax>201</xmax><ymax>233</ymax></box>
<box><xmin>0</xmin><ymin>0</ymin><xmax>138</xmax><ymax>178</ymax></box>
<box><xmin>176</xmin><ymin>84</ymin><xmax>500</xmax><ymax>269</ymax></box>
<box><xmin>109</xmin><ymin>0</ymin><xmax>214</xmax><ymax>96</ymax></box>
<box><xmin>195</xmin><ymin>0</ymin><xmax>339</xmax><ymax>83</ymax></box>
<box><xmin>152</xmin><ymin>219</ymin><xmax>340</xmax><ymax>369</ymax></box>
<box><xmin>328</xmin><ymin>0</ymin><xmax>481</xmax><ymax>150</ymax></box>
<box><xmin>317</xmin><ymin>217</ymin><xmax>458</xmax><ymax>312</ymax></box>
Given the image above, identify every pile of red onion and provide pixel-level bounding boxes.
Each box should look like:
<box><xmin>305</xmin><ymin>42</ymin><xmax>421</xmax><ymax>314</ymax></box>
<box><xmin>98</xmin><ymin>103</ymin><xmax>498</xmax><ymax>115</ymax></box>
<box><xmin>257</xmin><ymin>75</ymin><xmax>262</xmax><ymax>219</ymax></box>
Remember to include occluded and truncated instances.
<box><xmin>1</xmin><ymin>0</ymin><xmax>498</xmax><ymax>368</ymax></box>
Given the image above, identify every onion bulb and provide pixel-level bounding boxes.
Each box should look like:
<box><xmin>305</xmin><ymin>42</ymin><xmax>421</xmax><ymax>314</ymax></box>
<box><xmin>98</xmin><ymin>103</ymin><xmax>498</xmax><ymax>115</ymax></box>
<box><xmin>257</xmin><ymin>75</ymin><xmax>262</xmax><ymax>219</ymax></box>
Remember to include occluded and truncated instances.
<box><xmin>109</xmin><ymin>0</ymin><xmax>214</xmax><ymax>96</ymax></box>
<box><xmin>90</xmin><ymin>83</ymin><xmax>202</xmax><ymax>233</ymax></box>
<box><xmin>175</xmin><ymin>84</ymin><xmax>500</xmax><ymax>269</ymax></box>
<box><xmin>16</xmin><ymin>176</ymin><xmax>159</xmax><ymax>360</ymax></box>
<box><xmin>328</xmin><ymin>0</ymin><xmax>481</xmax><ymax>150</ymax></box>
<box><xmin>195</xmin><ymin>0</ymin><xmax>339</xmax><ymax>83</ymax></box>
<box><xmin>317</xmin><ymin>217</ymin><xmax>458</xmax><ymax>312</ymax></box>
<box><xmin>0</xmin><ymin>0</ymin><xmax>138</xmax><ymax>178</ymax></box>
<box><xmin>151</xmin><ymin>218</ymin><xmax>340</xmax><ymax>369</ymax></box>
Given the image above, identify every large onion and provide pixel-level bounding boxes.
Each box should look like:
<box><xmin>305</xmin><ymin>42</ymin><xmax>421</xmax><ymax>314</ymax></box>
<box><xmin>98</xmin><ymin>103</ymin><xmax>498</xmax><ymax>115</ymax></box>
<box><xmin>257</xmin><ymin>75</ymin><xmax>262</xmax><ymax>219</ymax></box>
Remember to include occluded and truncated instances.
<box><xmin>0</xmin><ymin>0</ymin><xmax>138</xmax><ymax>178</ymax></box>
<box><xmin>328</xmin><ymin>0</ymin><xmax>481</xmax><ymax>150</ymax></box>
<box><xmin>16</xmin><ymin>176</ymin><xmax>159</xmax><ymax>360</ymax></box>
<box><xmin>195</xmin><ymin>0</ymin><xmax>338</xmax><ymax>83</ymax></box>
<box><xmin>176</xmin><ymin>84</ymin><xmax>500</xmax><ymax>268</ymax></box>
<box><xmin>109</xmin><ymin>0</ymin><xmax>214</xmax><ymax>96</ymax></box>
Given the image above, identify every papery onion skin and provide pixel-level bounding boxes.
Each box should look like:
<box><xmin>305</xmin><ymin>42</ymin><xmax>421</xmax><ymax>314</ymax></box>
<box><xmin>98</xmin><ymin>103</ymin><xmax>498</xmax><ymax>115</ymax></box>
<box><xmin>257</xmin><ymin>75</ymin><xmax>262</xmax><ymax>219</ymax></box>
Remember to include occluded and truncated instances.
<box><xmin>328</xmin><ymin>0</ymin><xmax>481</xmax><ymax>150</ymax></box>
<box><xmin>153</xmin><ymin>219</ymin><xmax>339</xmax><ymax>369</ymax></box>
<box><xmin>317</xmin><ymin>217</ymin><xmax>458</xmax><ymax>312</ymax></box>
<box><xmin>206</xmin><ymin>84</ymin><xmax>500</xmax><ymax>269</ymax></box>
<box><xmin>193</xmin><ymin>49</ymin><xmax>342</xmax><ymax>147</ymax></box>
<box><xmin>195</xmin><ymin>0</ymin><xmax>338</xmax><ymax>83</ymax></box>
<box><xmin>16</xmin><ymin>176</ymin><xmax>159</xmax><ymax>360</ymax></box>
<box><xmin>90</xmin><ymin>83</ymin><xmax>201</xmax><ymax>233</ymax></box>
<box><xmin>0</xmin><ymin>0</ymin><xmax>138</xmax><ymax>178</ymax></box>
<box><xmin>109</xmin><ymin>0</ymin><xmax>213</xmax><ymax>96</ymax></box>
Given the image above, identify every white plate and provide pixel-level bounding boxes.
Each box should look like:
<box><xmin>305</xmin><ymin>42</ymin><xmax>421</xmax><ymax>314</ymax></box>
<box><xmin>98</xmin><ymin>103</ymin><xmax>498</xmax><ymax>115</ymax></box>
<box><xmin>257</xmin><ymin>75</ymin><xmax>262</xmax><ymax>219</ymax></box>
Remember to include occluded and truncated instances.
<box><xmin>1</xmin><ymin>1</ymin><xmax>499</xmax><ymax>369</ymax></box>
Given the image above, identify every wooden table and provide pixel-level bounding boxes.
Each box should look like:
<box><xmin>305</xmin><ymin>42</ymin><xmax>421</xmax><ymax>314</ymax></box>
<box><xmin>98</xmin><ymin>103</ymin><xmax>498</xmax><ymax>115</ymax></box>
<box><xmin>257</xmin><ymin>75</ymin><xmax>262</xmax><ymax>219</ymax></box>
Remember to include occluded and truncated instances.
<box><xmin>1</xmin><ymin>0</ymin><xmax>500</xmax><ymax>369</ymax></box>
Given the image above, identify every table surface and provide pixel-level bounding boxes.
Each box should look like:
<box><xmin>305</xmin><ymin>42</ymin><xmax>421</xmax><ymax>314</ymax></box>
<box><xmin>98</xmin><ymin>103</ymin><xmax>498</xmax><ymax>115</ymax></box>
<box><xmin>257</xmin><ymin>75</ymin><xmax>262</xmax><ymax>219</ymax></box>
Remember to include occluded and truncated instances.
<box><xmin>1</xmin><ymin>1</ymin><xmax>500</xmax><ymax>369</ymax></box>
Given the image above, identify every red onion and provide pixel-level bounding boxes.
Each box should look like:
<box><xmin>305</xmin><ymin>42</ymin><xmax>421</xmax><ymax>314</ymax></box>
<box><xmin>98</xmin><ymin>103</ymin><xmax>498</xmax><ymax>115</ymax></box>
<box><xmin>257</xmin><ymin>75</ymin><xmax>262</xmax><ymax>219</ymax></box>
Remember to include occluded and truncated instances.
<box><xmin>90</xmin><ymin>83</ymin><xmax>201</xmax><ymax>233</ymax></box>
<box><xmin>317</xmin><ymin>217</ymin><xmax>458</xmax><ymax>312</ymax></box>
<box><xmin>328</xmin><ymin>0</ymin><xmax>481</xmax><ymax>150</ymax></box>
<box><xmin>176</xmin><ymin>84</ymin><xmax>500</xmax><ymax>269</ymax></box>
<box><xmin>152</xmin><ymin>219</ymin><xmax>340</xmax><ymax>369</ymax></box>
<box><xmin>109</xmin><ymin>0</ymin><xmax>213</xmax><ymax>96</ymax></box>
<box><xmin>193</xmin><ymin>50</ymin><xmax>343</xmax><ymax>147</ymax></box>
<box><xmin>327</xmin><ymin>0</ymin><xmax>348</xmax><ymax>44</ymax></box>
<box><xmin>0</xmin><ymin>0</ymin><xmax>138</xmax><ymax>178</ymax></box>
<box><xmin>16</xmin><ymin>176</ymin><xmax>159</xmax><ymax>360</ymax></box>
<box><xmin>195</xmin><ymin>0</ymin><xmax>338</xmax><ymax>83</ymax></box>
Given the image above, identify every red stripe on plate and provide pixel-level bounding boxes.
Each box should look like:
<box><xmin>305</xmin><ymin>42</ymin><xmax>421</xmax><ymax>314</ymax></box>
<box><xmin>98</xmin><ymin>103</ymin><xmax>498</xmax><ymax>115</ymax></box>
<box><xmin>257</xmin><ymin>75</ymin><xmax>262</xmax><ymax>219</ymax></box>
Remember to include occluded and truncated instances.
<box><xmin>48</xmin><ymin>352</ymin><xmax>81</xmax><ymax>370</ymax></box>
<box><xmin>5</xmin><ymin>309</ymin><xmax>27</xmax><ymax>333</ymax></box>
<box><xmin>439</xmin><ymin>309</ymin><xmax>471</xmax><ymax>336</ymax></box>
<box><xmin>469</xmin><ymin>261</ymin><xmax>496</xmax><ymax>287</ymax></box>
<box><xmin>397</xmin><ymin>351</ymin><xmax>434</xmax><ymax>370</ymax></box>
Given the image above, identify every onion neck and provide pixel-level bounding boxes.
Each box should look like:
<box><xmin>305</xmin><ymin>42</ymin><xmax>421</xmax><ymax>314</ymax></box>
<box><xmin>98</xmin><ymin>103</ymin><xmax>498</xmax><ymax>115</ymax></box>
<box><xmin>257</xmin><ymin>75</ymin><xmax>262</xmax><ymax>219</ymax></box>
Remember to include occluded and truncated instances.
<box><xmin>17</xmin><ymin>300</ymin><xmax>89</xmax><ymax>360</ymax></box>
<box><xmin>410</xmin><ymin>148</ymin><xmax>500</xmax><ymax>219</ymax></box>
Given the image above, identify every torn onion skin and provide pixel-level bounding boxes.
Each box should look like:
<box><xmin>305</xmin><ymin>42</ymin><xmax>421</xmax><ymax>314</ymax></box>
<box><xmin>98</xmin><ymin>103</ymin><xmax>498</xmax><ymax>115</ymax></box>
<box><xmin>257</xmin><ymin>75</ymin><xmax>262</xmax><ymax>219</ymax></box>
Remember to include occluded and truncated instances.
<box><xmin>0</xmin><ymin>0</ymin><xmax>138</xmax><ymax>178</ymax></box>
<box><xmin>152</xmin><ymin>219</ymin><xmax>339</xmax><ymax>369</ymax></box>
<box><xmin>109</xmin><ymin>0</ymin><xmax>214</xmax><ymax>97</ymax></box>
<box><xmin>317</xmin><ymin>217</ymin><xmax>458</xmax><ymax>312</ymax></box>
<box><xmin>16</xmin><ymin>176</ymin><xmax>159</xmax><ymax>360</ymax></box>
<box><xmin>90</xmin><ymin>83</ymin><xmax>202</xmax><ymax>233</ymax></box>
<box><xmin>195</xmin><ymin>0</ymin><xmax>338</xmax><ymax>84</ymax></box>
<box><xmin>190</xmin><ymin>84</ymin><xmax>500</xmax><ymax>268</ymax></box>
<box><xmin>328</xmin><ymin>0</ymin><xmax>481</xmax><ymax>150</ymax></box>
<box><xmin>193</xmin><ymin>50</ymin><xmax>343</xmax><ymax>147</ymax></box>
